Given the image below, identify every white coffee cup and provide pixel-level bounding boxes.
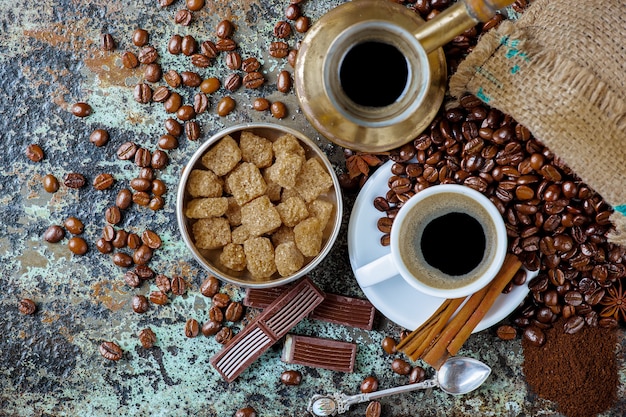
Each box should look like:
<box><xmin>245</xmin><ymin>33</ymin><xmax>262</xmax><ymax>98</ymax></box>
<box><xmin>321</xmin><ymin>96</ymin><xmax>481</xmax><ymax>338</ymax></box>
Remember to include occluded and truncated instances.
<box><xmin>357</xmin><ymin>184</ymin><xmax>507</xmax><ymax>299</ymax></box>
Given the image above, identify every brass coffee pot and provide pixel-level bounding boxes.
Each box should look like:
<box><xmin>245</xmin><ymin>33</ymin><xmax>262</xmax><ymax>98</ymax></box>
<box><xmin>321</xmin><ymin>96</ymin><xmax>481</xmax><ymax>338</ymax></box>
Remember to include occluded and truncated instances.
<box><xmin>295</xmin><ymin>0</ymin><xmax>515</xmax><ymax>152</ymax></box>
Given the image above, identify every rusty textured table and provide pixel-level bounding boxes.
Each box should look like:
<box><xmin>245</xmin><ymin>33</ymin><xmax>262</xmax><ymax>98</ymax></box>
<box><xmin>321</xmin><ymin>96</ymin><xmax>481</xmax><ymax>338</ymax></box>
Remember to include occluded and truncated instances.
<box><xmin>1</xmin><ymin>1</ymin><xmax>625</xmax><ymax>416</ymax></box>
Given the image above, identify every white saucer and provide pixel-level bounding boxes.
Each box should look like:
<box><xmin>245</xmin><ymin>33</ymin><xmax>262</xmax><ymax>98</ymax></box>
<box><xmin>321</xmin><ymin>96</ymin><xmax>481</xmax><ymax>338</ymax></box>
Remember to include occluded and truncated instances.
<box><xmin>348</xmin><ymin>160</ymin><xmax>535</xmax><ymax>332</ymax></box>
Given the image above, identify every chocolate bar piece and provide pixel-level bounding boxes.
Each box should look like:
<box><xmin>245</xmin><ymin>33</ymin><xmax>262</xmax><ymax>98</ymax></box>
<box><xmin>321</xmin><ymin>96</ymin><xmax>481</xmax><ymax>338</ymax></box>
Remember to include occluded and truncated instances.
<box><xmin>244</xmin><ymin>287</ymin><xmax>376</xmax><ymax>330</ymax></box>
<box><xmin>281</xmin><ymin>334</ymin><xmax>357</xmax><ymax>373</ymax></box>
<box><xmin>210</xmin><ymin>277</ymin><xmax>324</xmax><ymax>382</ymax></box>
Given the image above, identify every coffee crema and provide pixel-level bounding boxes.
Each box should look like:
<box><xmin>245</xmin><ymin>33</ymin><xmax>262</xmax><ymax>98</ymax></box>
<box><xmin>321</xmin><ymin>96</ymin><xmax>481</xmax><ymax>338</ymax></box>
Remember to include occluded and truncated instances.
<box><xmin>398</xmin><ymin>192</ymin><xmax>498</xmax><ymax>290</ymax></box>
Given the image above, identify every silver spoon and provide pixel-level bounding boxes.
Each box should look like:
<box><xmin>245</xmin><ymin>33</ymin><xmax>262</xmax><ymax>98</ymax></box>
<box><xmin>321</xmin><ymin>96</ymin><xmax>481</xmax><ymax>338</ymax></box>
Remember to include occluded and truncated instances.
<box><xmin>306</xmin><ymin>357</ymin><xmax>491</xmax><ymax>416</ymax></box>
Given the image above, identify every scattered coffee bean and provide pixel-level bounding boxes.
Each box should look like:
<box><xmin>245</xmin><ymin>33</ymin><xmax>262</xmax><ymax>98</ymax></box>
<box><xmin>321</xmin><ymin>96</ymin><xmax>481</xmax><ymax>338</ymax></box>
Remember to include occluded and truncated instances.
<box><xmin>133</xmin><ymin>244</ymin><xmax>153</xmax><ymax>265</ymax></box>
<box><xmin>151</xmin><ymin>149</ymin><xmax>169</xmax><ymax>169</ymax></box>
<box><xmin>181</xmin><ymin>34</ymin><xmax>197</xmax><ymax>56</ymax></box>
<box><xmin>138</xmin><ymin>45</ymin><xmax>158</xmax><ymax>64</ymax></box>
<box><xmin>138</xmin><ymin>328</ymin><xmax>157</xmax><ymax>349</ymax></box>
<box><xmin>93</xmin><ymin>173</ymin><xmax>115</xmax><ymax>191</ymax></box>
<box><xmin>409</xmin><ymin>366</ymin><xmax>426</xmax><ymax>384</ymax></box>
<box><xmin>132</xmin><ymin>191</ymin><xmax>151</xmax><ymax>206</ymax></box>
<box><xmin>135</xmin><ymin>265</ymin><xmax>154</xmax><ymax>280</ymax></box>
<box><xmin>132</xmin><ymin>295</ymin><xmax>149</xmax><ymax>314</ymax></box>
<box><xmin>155</xmin><ymin>274</ymin><xmax>171</xmax><ymax>293</ymax></box>
<box><xmin>234</xmin><ymin>406</ymin><xmax>256</xmax><ymax>417</ymax></box>
<box><xmin>217</xmin><ymin>96</ymin><xmax>236</xmax><ymax>116</ymax></box>
<box><xmin>496</xmin><ymin>324</ymin><xmax>517</xmax><ymax>340</ymax></box>
<box><xmin>64</xmin><ymin>216</ymin><xmax>84</xmax><ymax>235</ymax></box>
<box><xmin>18</xmin><ymin>298</ymin><xmax>37</xmax><ymax>315</ymax></box>
<box><xmin>365</xmin><ymin>401</ymin><xmax>382</xmax><ymax>417</ymax></box>
<box><xmin>64</xmin><ymin>172</ymin><xmax>86</xmax><ymax>189</ymax></box>
<box><xmin>132</xmin><ymin>28</ymin><xmax>149</xmax><ymax>47</ymax></box>
<box><xmin>252</xmin><ymin>97</ymin><xmax>270</xmax><ymax>111</ymax></box>
<box><xmin>280</xmin><ymin>370</ymin><xmax>302</xmax><ymax>386</ymax></box>
<box><xmin>269</xmin><ymin>41</ymin><xmax>289</xmax><ymax>58</ymax></box>
<box><xmin>194</xmin><ymin>93</ymin><xmax>210</xmax><ymax>115</ymax></box>
<box><xmin>171</xmin><ymin>275</ymin><xmax>186</xmax><ymax>295</ymax></box>
<box><xmin>225</xmin><ymin>51</ymin><xmax>242</xmax><ymax>70</ymax></box>
<box><xmin>273</xmin><ymin>21</ymin><xmax>291</xmax><ymax>39</ymax></box>
<box><xmin>185</xmin><ymin>318</ymin><xmax>200</xmax><ymax>338</ymax></box>
<box><xmin>99</xmin><ymin>341</ymin><xmax>123</xmax><ymax>361</ymax></box>
<box><xmin>181</xmin><ymin>71</ymin><xmax>202</xmax><ymax>87</ymax></box>
<box><xmin>225</xmin><ymin>301</ymin><xmax>244</xmax><ymax>322</ymax></box>
<box><xmin>116</xmin><ymin>188</ymin><xmax>133</xmax><ymax>209</ymax></box>
<box><xmin>201</xmin><ymin>320</ymin><xmax>222</xmax><ymax>336</ymax></box>
<box><xmin>168</xmin><ymin>35</ymin><xmax>182</xmax><ymax>55</ymax></box>
<box><xmin>122</xmin><ymin>51</ymin><xmax>139</xmax><ymax>68</ymax></box>
<box><xmin>186</xmin><ymin>0</ymin><xmax>205</xmax><ymax>11</ymax></box>
<box><xmin>200</xmin><ymin>276</ymin><xmax>220</xmax><ymax>297</ymax></box>
<box><xmin>224</xmin><ymin>73</ymin><xmax>242</xmax><ymax>91</ymax></box>
<box><xmin>185</xmin><ymin>121</ymin><xmax>201</xmax><ymax>141</ymax></box>
<box><xmin>149</xmin><ymin>291</ymin><xmax>168</xmax><ymax>305</ymax></box>
<box><xmin>134</xmin><ymin>83</ymin><xmax>152</xmax><ymax>103</ymax></box>
<box><xmin>209</xmin><ymin>305</ymin><xmax>224</xmax><ymax>323</ymax></box>
<box><xmin>165</xmin><ymin>118</ymin><xmax>183</xmax><ymax>136</ymax></box>
<box><xmin>68</xmin><ymin>236</ymin><xmax>88</xmax><ymax>255</ymax></box>
<box><xmin>116</xmin><ymin>141</ymin><xmax>138</xmax><ymax>161</ymax></box>
<box><xmin>216</xmin><ymin>39</ymin><xmax>236</xmax><ymax>52</ymax></box>
<box><xmin>391</xmin><ymin>358</ymin><xmax>411</xmax><ymax>375</ymax></box>
<box><xmin>212</xmin><ymin>292</ymin><xmax>230</xmax><ymax>308</ymax></box>
<box><xmin>89</xmin><ymin>129</ymin><xmax>109</xmax><ymax>147</ymax></box>
<box><xmin>105</xmin><ymin>206</ymin><xmax>122</xmax><ymax>225</ymax></box>
<box><xmin>71</xmin><ymin>102</ymin><xmax>92</xmax><ymax>117</ymax></box>
<box><xmin>96</xmin><ymin>238</ymin><xmax>113</xmax><ymax>254</ymax></box>
<box><xmin>243</xmin><ymin>72</ymin><xmax>264</xmax><ymax>89</ymax></box>
<box><xmin>123</xmin><ymin>271</ymin><xmax>141</xmax><ymax>288</ymax></box>
<box><xmin>113</xmin><ymin>252</ymin><xmax>133</xmax><ymax>267</ymax></box>
<box><xmin>112</xmin><ymin>229</ymin><xmax>128</xmax><ymax>249</ymax></box>
<box><xmin>216</xmin><ymin>20</ymin><xmax>234</xmax><ymax>39</ymax></box>
<box><xmin>101</xmin><ymin>33</ymin><xmax>115</xmax><ymax>51</ymax></box>
<box><xmin>164</xmin><ymin>92</ymin><xmax>182</xmax><ymax>113</ymax></box>
<box><xmin>200</xmin><ymin>77</ymin><xmax>220</xmax><ymax>94</ymax></box>
<box><xmin>294</xmin><ymin>16</ymin><xmax>310</xmax><ymax>33</ymax></box>
<box><xmin>287</xmin><ymin>49</ymin><xmax>297</xmax><ymax>67</ymax></box>
<box><xmin>285</xmin><ymin>3</ymin><xmax>301</xmax><ymax>20</ymax></box>
<box><xmin>523</xmin><ymin>325</ymin><xmax>546</xmax><ymax>347</ymax></box>
<box><xmin>381</xmin><ymin>336</ymin><xmax>397</xmax><ymax>354</ymax></box>
<box><xmin>134</xmin><ymin>147</ymin><xmax>151</xmax><ymax>167</ymax></box>
<box><xmin>42</xmin><ymin>174</ymin><xmax>60</xmax><ymax>193</ymax></box>
<box><xmin>276</xmin><ymin>70</ymin><xmax>291</xmax><ymax>93</ymax></box>
<box><xmin>141</xmin><ymin>230</ymin><xmax>162</xmax><ymax>249</ymax></box>
<box><xmin>215</xmin><ymin>326</ymin><xmax>233</xmax><ymax>344</ymax></box>
<box><xmin>360</xmin><ymin>376</ymin><xmax>379</xmax><ymax>393</ymax></box>
<box><xmin>175</xmin><ymin>9</ymin><xmax>192</xmax><ymax>26</ymax></box>
<box><xmin>270</xmin><ymin>101</ymin><xmax>287</xmax><ymax>119</ymax></box>
<box><xmin>241</xmin><ymin>57</ymin><xmax>260</xmax><ymax>73</ymax></box>
<box><xmin>44</xmin><ymin>225</ymin><xmax>65</xmax><ymax>243</ymax></box>
<box><xmin>164</xmin><ymin>70</ymin><xmax>182</xmax><ymax>88</ymax></box>
<box><xmin>26</xmin><ymin>144</ymin><xmax>44</xmax><ymax>162</ymax></box>
<box><xmin>201</xmin><ymin>41</ymin><xmax>219</xmax><ymax>58</ymax></box>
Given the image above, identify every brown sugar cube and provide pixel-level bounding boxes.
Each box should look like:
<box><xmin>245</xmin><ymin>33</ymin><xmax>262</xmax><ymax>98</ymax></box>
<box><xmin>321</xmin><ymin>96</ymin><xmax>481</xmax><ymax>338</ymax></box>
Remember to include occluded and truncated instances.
<box><xmin>231</xmin><ymin>225</ymin><xmax>250</xmax><ymax>244</ymax></box>
<box><xmin>308</xmin><ymin>199</ymin><xmax>334</xmax><ymax>229</ymax></box>
<box><xmin>226</xmin><ymin>162</ymin><xmax>268</xmax><ymax>205</ymax></box>
<box><xmin>273</xmin><ymin>133</ymin><xmax>305</xmax><ymax>158</ymax></box>
<box><xmin>241</xmin><ymin>195</ymin><xmax>282</xmax><ymax>237</ymax></box>
<box><xmin>243</xmin><ymin>237</ymin><xmax>277</xmax><ymax>279</ymax></box>
<box><xmin>276</xmin><ymin>196</ymin><xmax>309</xmax><ymax>227</ymax></box>
<box><xmin>294</xmin><ymin>217</ymin><xmax>324</xmax><ymax>257</ymax></box>
<box><xmin>240</xmin><ymin>131</ymin><xmax>273</xmax><ymax>168</ymax></box>
<box><xmin>187</xmin><ymin>169</ymin><xmax>223</xmax><ymax>198</ymax></box>
<box><xmin>201</xmin><ymin>135</ymin><xmax>242</xmax><ymax>176</ymax></box>
<box><xmin>185</xmin><ymin>197</ymin><xmax>228</xmax><ymax>219</ymax></box>
<box><xmin>267</xmin><ymin>153</ymin><xmax>305</xmax><ymax>189</ymax></box>
<box><xmin>219</xmin><ymin>243</ymin><xmax>247</xmax><ymax>271</ymax></box>
<box><xmin>294</xmin><ymin>158</ymin><xmax>333</xmax><ymax>202</ymax></box>
<box><xmin>275</xmin><ymin>241</ymin><xmax>304</xmax><ymax>277</ymax></box>
<box><xmin>192</xmin><ymin>217</ymin><xmax>231</xmax><ymax>249</ymax></box>
<box><xmin>262</xmin><ymin>169</ymin><xmax>283</xmax><ymax>202</ymax></box>
<box><xmin>225</xmin><ymin>197</ymin><xmax>242</xmax><ymax>226</ymax></box>
<box><xmin>271</xmin><ymin>225</ymin><xmax>295</xmax><ymax>246</ymax></box>
<box><xmin>281</xmin><ymin>187</ymin><xmax>301</xmax><ymax>202</ymax></box>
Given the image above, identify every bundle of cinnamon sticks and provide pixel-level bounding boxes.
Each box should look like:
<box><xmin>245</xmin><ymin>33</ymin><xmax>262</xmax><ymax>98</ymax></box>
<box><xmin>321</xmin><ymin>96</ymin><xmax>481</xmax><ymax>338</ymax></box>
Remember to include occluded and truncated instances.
<box><xmin>396</xmin><ymin>254</ymin><xmax>522</xmax><ymax>369</ymax></box>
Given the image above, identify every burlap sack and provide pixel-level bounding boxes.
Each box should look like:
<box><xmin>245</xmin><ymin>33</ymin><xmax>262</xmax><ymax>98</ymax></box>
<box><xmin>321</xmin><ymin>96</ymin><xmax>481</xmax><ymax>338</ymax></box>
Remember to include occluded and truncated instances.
<box><xmin>450</xmin><ymin>0</ymin><xmax>626</xmax><ymax>247</ymax></box>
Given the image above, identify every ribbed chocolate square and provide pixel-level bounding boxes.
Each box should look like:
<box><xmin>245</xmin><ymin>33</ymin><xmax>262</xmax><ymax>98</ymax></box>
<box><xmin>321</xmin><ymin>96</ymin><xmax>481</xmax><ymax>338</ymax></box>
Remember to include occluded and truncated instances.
<box><xmin>281</xmin><ymin>334</ymin><xmax>357</xmax><ymax>373</ymax></box>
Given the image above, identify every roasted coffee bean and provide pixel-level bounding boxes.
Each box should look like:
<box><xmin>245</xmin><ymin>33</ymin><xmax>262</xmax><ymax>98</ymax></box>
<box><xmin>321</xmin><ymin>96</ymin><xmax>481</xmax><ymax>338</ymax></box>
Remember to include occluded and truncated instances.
<box><xmin>365</xmin><ymin>401</ymin><xmax>382</xmax><ymax>417</ymax></box>
<box><xmin>409</xmin><ymin>366</ymin><xmax>426</xmax><ymax>384</ymax></box>
<box><xmin>217</xmin><ymin>96</ymin><xmax>236</xmax><ymax>116</ymax></box>
<box><xmin>202</xmin><ymin>320</ymin><xmax>222</xmax><ymax>336</ymax></box>
<box><xmin>193</xmin><ymin>92</ymin><xmax>209</xmax><ymax>114</ymax></box>
<box><xmin>216</xmin><ymin>39</ymin><xmax>236</xmax><ymax>52</ymax></box>
<box><xmin>151</xmin><ymin>179</ymin><xmax>166</xmax><ymax>197</ymax></box>
<box><xmin>134</xmin><ymin>83</ymin><xmax>152</xmax><ymax>103</ymax></box>
<box><xmin>209</xmin><ymin>305</ymin><xmax>224</xmax><ymax>323</ymax></box>
<box><xmin>165</xmin><ymin>118</ymin><xmax>182</xmax><ymax>136</ymax></box>
<box><xmin>115</xmin><ymin>188</ymin><xmax>132</xmax><ymax>210</ymax></box>
<box><xmin>68</xmin><ymin>236</ymin><xmax>88</xmax><ymax>255</ymax></box>
<box><xmin>241</xmin><ymin>57</ymin><xmax>260</xmax><ymax>73</ymax></box>
<box><xmin>200</xmin><ymin>41</ymin><xmax>218</xmax><ymax>59</ymax></box>
<box><xmin>391</xmin><ymin>358</ymin><xmax>411</xmax><ymax>375</ymax></box>
<box><xmin>216</xmin><ymin>19</ymin><xmax>234</xmax><ymax>38</ymax></box>
<box><xmin>44</xmin><ymin>225</ymin><xmax>65</xmax><ymax>243</ymax></box>
<box><xmin>133</xmin><ymin>244</ymin><xmax>152</xmax><ymax>265</ymax></box>
<box><xmin>181</xmin><ymin>71</ymin><xmax>202</xmax><ymax>87</ymax></box>
<box><xmin>116</xmin><ymin>141</ymin><xmax>138</xmax><ymax>161</ymax></box>
<box><xmin>215</xmin><ymin>326</ymin><xmax>233</xmax><ymax>344</ymax></box>
<box><xmin>140</xmin><ymin>230</ymin><xmax>161</xmax><ymax>250</ymax></box>
<box><xmin>112</xmin><ymin>230</ymin><xmax>128</xmax><ymax>249</ymax></box>
<box><xmin>122</xmin><ymin>51</ymin><xmax>139</xmax><ymax>68</ymax></box>
<box><xmin>89</xmin><ymin>128</ymin><xmax>109</xmax><ymax>147</ymax></box>
<box><xmin>134</xmin><ymin>148</ymin><xmax>151</xmax><ymax>167</ymax></box>
<box><xmin>132</xmin><ymin>295</ymin><xmax>149</xmax><ymax>313</ymax></box>
<box><xmin>157</xmin><ymin>134</ymin><xmax>177</xmax><ymax>150</ymax></box>
<box><xmin>152</xmin><ymin>86</ymin><xmax>170</xmax><ymax>103</ymax></box>
<box><xmin>225</xmin><ymin>51</ymin><xmax>242</xmax><ymax>70</ymax></box>
<box><xmin>185</xmin><ymin>121</ymin><xmax>201</xmax><ymax>141</ymax></box>
<box><xmin>276</xmin><ymin>70</ymin><xmax>291</xmax><ymax>93</ymax></box>
<box><xmin>63</xmin><ymin>216</ymin><xmax>84</xmax><ymax>235</ymax></box>
<box><xmin>19</xmin><ymin>298</ymin><xmax>37</xmax><ymax>315</ymax></box>
<box><xmin>234</xmin><ymin>407</ymin><xmax>256</xmax><ymax>417</ymax></box>
<box><xmin>43</xmin><ymin>174</ymin><xmax>60</xmax><ymax>193</ymax></box>
<box><xmin>138</xmin><ymin>46</ymin><xmax>158</xmax><ymax>64</ymax></box>
<box><xmin>280</xmin><ymin>370</ymin><xmax>302</xmax><ymax>386</ymax></box>
<box><xmin>71</xmin><ymin>102</ymin><xmax>92</xmax><ymax>117</ymax></box>
<box><xmin>252</xmin><ymin>97</ymin><xmax>270</xmax><ymax>111</ymax></box>
<box><xmin>144</xmin><ymin>63</ymin><xmax>162</xmax><ymax>83</ymax></box>
<box><xmin>171</xmin><ymin>275</ymin><xmax>186</xmax><ymax>295</ymax></box>
<box><xmin>133</xmin><ymin>191</ymin><xmax>151</xmax><ymax>206</ymax></box>
<box><xmin>212</xmin><ymin>292</ymin><xmax>230</xmax><ymax>308</ymax></box>
<box><xmin>269</xmin><ymin>41</ymin><xmax>289</xmax><ymax>58</ymax></box>
<box><xmin>270</xmin><ymin>101</ymin><xmax>287</xmax><ymax>118</ymax></box>
<box><xmin>360</xmin><ymin>376</ymin><xmax>379</xmax><ymax>393</ymax></box>
<box><xmin>138</xmin><ymin>328</ymin><xmax>156</xmax><ymax>349</ymax></box>
<box><xmin>184</xmin><ymin>318</ymin><xmax>200</xmax><ymax>338</ymax></box>
<box><xmin>26</xmin><ymin>144</ymin><xmax>44</xmax><ymax>162</ymax></box>
<box><xmin>93</xmin><ymin>173</ymin><xmax>114</xmax><ymax>191</ymax></box>
<box><xmin>96</xmin><ymin>238</ymin><xmax>113</xmax><ymax>254</ymax></box>
<box><xmin>151</xmin><ymin>149</ymin><xmax>168</xmax><ymax>169</ymax></box>
<box><xmin>377</xmin><ymin>217</ymin><xmax>393</xmax><ymax>234</ymax></box>
<box><xmin>180</xmin><ymin>35</ymin><xmax>197</xmax><ymax>55</ymax></box>
<box><xmin>99</xmin><ymin>341</ymin><xmax>123</xmax><ymax>361</ymax></box>
<box><xmin>105</xmin><ymin>206</ymin><xmax>122</xmax><ymax>225</ymax></box>
<box><xmin>113</xmin><ymin>252</ymin><xmax>133</xmax><ymax>267</ymax></box>
<box><xmin>175</xmin><ymin>9</ymin><xmax>192</xmax><ymax>26</ymax></box>
<box><xmin>273</xmin><ymin>21</ymin><xmax>291</xmax><ymax>38</ymax></box>
<box><xmin>135</xmin><ymin>265</ymin><xmax>154</xmax><ymax>280</ymax></box>
<box><xmin>131</xmin><ymin>28</ymin><xmax>149</xmax><ymax>47</ymax></box>
<box><xmin>225</xmin><ymin>301</ymin><xmax>244</xmax><ymax>322</ymax></box>
<box><xmin>200</xmin><ymin>276</ymin><xmax>220</xmax><ymax>297</ymax></box>
<box><xmin>200</xmin><ymin>77</ymin><xmax>220</xmax><ymax>93</ymax></box>
<box><xmin>101</xmin><ymin>33</ymin><xmax>115</xmax><ymax>51</ymax></box>
<box><xmin>564</xmin><ymin>315</ymin><xmax>585</xmax><ymax>334</ymax></box>
<box><xmin>285</xmin><ymin>3</ymin><xmax>301</xmax><ymax>20</ymax></box>
<box><xmin>163</xmin><ymin>70</ymin><xmax>182</xmax><ymax>88</ymax></box>
<box><xmin>381</xmin><ymin>336</ymin><xmax>397</xmax><ymax>354</ymax></box>
<box><xmin>287</xmin><ymin>49</ymin><xmax>298</xmax><ymax>67</ymax></box>
<box><xmin>224</xmin><ymin>73</ymin><xmax>242</xmax><ymax>91</ymax></box>
<box><xmin>63</xmin><ymin>172</ymin><xmax>86</xmax><ymax>189</ymax></box>
<box><xmin>243</xmin><ymin>72</ymin><xmax>264</xmax><ymax>89</ymax></box>
<box><xmin>123</xmin><ymin>271</ymin><xmax>141</xmax><ymax>288</ymax></box>
<box><xmin>522</xmin><ymin>325</ymin><xmax>546</xmax><ymax>347</ymax></box>
<box><xmin>294</xmin><ymin>16</ymin><xmax>310</xmax><ymax>33</ymax></box>
<box><xmin>149</xmin><ymin>291</ymin><xmax>168</xmax><ymax>305</ymax></box>
<box><xmin>154</xmin><ymin>274</ymin><xmax>171</xmax><ymax>293</ymax></box>
<box><xmin>167</xmin><ymin>35</ymin><xmax>182</xmax><ymax>56</ymax></box>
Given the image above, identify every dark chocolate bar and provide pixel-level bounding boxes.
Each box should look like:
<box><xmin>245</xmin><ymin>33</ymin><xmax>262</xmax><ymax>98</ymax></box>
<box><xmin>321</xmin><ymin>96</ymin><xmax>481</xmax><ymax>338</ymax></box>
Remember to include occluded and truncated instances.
<box><xmin>210</xmin><ymin>277</ymin><xmax>324</xmax><ymax>382</ymax></box>
<box><xmin>281</xmin><ymin>334</ymin><xmax>357</xmax><ymax>373</ymax></box>
<box><xmin>244</xmin><ymin>287</ymin><xmax>376</xmax><ymax>330</ymax></box>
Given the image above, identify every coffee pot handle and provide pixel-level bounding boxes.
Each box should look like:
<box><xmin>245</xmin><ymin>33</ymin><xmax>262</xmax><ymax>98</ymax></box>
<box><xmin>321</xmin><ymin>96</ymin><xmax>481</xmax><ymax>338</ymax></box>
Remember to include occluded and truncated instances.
<box><xmin>414</xmin><ymin>0</ymin><xmax>516</xmax><ymax>54</ymax></box>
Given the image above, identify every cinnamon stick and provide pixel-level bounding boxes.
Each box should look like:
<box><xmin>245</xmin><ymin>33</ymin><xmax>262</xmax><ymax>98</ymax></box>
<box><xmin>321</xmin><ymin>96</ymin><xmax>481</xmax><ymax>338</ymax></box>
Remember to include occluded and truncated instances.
<box><xmin>397</xmin><ymin>298</ymin><xmax>454</xmax><ymax>351</ymax></box>
<box><xmin>446</xmin><ymin>254</ymin><xmax>522</xmax><ymax>355</ymax></box>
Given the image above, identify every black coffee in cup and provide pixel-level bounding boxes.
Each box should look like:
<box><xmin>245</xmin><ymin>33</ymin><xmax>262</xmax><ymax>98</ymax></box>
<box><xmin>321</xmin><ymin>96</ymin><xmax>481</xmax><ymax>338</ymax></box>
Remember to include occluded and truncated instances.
<box><xmin>398</xmin><ymin>192</ymin><xmax>497</xmax><ymax>290</ymax></box>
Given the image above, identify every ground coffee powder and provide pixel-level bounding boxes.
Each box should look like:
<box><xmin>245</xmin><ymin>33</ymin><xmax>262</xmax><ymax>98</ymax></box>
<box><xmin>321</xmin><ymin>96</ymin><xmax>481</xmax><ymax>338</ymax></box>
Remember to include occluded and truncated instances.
<box><xmin>522</xmin><ymin>319</ymin><xmax>618</xmax><ymax>417</ymax></box>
